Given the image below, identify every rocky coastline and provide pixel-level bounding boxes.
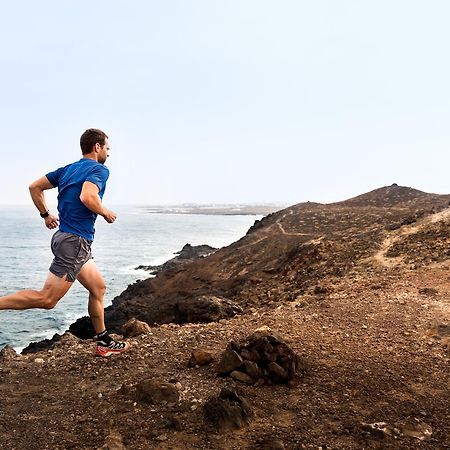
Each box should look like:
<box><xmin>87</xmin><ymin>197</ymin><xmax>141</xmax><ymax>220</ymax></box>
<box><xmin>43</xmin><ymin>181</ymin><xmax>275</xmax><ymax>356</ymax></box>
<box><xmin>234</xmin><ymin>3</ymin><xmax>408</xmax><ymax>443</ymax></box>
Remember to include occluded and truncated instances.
<box><xmin>134</xmin><ymin>243</ymin><xmax>218</xmax><ymax>275</ymax></box>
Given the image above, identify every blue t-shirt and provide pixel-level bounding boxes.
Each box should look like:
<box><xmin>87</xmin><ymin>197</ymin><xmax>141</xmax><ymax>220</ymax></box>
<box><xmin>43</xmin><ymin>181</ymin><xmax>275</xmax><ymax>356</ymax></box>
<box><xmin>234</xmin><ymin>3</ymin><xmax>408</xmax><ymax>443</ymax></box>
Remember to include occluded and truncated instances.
<box><xmin>46</xmin><ymin>158</ymin><xmax>109</xmax><ymax>241</ymax></box>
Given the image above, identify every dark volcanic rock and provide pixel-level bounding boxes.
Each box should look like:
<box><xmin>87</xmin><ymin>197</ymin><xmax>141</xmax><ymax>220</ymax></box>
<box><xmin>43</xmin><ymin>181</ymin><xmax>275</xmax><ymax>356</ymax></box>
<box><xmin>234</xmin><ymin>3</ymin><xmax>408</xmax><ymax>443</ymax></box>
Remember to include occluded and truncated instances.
<box><xmin>168</xmin><ymin>295</ymin><xmax>243</xmax><ymax>324</ymax></box>
<box><xmin>22</xmin><ymin>333</ymin><xmax>62</xmax><ymax>354</ymax></box>
<box><xmin>69</xmin><ymin>316</ymin><xmax>95</xmax><ymax>340</ymax></box>
<box><xmin>419</xmin><ymin>287</ymin><xmax>438</xmax><ymax>296</ymax></box>
<box><xmin>203</xmin><ymin>388</ymin><xmax>253</xmax><ymax>432</ymax></box>
<box><xmin>176</xmin><ymin>243</ymin><xmax>217</xmax><ymax>259</ymax></box>
<box><xmin>267</xmin><ymin>362</ymin><xmax>288</xmax><ymax>382</ymax></box>
<box><xmin>246</xmin><ymin>217</ymin><xmax>267</xmax><ymax>234</ymax></box>
<box><xmin>70</xmin><ymin>294</ymin><xmax>243</xmax><ymax>339</ymax></box>
<box><xmin>135</xmin><ymin>243</ymin><xmax>217</xmax><ymax>274</ymax></box>
<box><xmin>230</xmin><ymin>370</ymin><xmax>255</xmax><ymax>384</ymax></box>
<box><xmin>218</xmin><ymin>328</ymin><xmax>306</xmax><ymax>385</ymax></box>
<box><xmin>217</xmin><ymin>350</ymin><xmax>244</xmax><ymax>374</ymax></box>
<box><xmin>243</xmin><ymin>360</ymin><xmax>263</xmax><ymax>379</ymax></box>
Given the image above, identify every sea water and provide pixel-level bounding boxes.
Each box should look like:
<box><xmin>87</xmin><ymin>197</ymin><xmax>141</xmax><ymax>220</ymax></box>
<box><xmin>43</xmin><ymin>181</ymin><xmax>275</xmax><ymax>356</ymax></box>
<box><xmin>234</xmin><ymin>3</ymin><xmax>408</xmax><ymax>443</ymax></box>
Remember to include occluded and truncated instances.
<box><xmin>0</xmin><ymin>206</ymin><xmax>261</xmax><ymax>352</ymax></box>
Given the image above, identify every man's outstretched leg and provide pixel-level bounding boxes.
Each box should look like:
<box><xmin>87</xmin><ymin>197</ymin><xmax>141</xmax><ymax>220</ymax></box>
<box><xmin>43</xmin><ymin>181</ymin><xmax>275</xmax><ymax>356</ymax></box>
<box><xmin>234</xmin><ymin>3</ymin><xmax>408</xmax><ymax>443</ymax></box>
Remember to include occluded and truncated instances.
<box><xmin>0</xmin><ymin>272</ymin><xmax>73</xmax><ymax>310</ymax></box>
<box><xmin>77</xmin><ymin>259</ymin><xmax>129</xmax><ymax>357</ymax></box>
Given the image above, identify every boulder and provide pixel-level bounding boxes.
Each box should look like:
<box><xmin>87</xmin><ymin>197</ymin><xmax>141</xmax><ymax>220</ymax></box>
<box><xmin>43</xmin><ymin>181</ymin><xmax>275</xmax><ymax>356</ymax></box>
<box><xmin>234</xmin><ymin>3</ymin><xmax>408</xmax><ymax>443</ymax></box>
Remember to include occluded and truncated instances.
<box><xmin>135</xmin><ymin>243</ymin><xmax>217</xmax><ymax>274</ymax></box>
<box><xmin>122</xmin><ymin>318</ymin><xmax>151</xmax><ymax>337</ymax></box>
<box><xmin>203</xmin><ymin>388</ymin><xmax>253</xmax><ymax>432</ymax></box>
<box><xmin>70</xmin><ymin>294</ymin><xmax>243</xmax><ymax>339</ymax></box>
<box><xmin>176</xmin><ymin>243</ymin><xmax>217</xmax><ymax>260</ymax></box>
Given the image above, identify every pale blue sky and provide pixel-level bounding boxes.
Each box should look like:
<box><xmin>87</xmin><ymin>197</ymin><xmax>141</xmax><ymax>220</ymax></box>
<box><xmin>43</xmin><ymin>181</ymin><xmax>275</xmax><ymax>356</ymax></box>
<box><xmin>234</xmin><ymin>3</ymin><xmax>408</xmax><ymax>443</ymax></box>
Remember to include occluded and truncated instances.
<box><xmin>1</xmin><ymin>1</ymin><xmax>449</xmax><ymax>206</ymax></box>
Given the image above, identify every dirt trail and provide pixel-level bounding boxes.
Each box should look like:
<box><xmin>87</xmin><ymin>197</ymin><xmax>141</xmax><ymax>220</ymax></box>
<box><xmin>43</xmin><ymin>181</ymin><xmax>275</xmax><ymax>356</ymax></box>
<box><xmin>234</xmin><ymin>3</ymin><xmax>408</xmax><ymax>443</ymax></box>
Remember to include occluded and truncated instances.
<box><xmin>373</xmin><ymin>208</ymin><xmax>450</xmax><ymax>267</ymax></box>
<box><xmin>238</xmin><ymin>208</ymin><xmax>311</xmax><ymax>251</ymax></box>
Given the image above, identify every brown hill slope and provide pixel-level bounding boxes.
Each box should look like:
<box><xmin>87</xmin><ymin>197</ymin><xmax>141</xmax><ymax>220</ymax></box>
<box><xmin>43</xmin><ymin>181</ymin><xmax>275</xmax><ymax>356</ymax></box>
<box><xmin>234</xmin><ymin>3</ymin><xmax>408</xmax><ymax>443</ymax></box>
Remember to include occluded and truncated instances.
<box><xmin>336</xmin><ymin>183</ymin><xmax>449</xmax><ymax>208</ymax></box>
<box><xmin>77</xmin><ymin>184</ymin><xmax>450</xmax><ymax>333</ymax></box>
<box><xmin>1</xmin><ymin>184</ymin><xmax>450</xmax><ymax>449</ymax></box>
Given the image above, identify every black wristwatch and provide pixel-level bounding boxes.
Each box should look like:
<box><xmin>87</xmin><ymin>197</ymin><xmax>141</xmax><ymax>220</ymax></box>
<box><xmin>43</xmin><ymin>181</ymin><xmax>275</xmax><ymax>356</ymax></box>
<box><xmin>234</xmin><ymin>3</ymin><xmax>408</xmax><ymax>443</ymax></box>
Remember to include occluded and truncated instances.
<box><xmin>40</xmin><ymin>211</ymin><xmax>50</xmax><ymax>218</ymax></box>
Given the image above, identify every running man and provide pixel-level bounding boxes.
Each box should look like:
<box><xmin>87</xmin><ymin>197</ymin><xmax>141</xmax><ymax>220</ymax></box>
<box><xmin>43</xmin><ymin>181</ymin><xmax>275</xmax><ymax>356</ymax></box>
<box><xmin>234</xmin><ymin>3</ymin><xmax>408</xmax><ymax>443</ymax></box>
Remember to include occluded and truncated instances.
<box><xmin>0</xmin><ymin>128</ymin><xmax>129</xmax><ymax>357</ymax></box>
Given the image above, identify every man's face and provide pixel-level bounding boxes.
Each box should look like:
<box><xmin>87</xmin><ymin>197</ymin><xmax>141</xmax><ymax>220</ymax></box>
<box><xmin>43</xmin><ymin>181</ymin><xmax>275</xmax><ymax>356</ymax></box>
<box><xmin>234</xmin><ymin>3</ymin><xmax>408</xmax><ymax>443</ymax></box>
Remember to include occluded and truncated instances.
<box><xmin>97</xmin><ymin>138</ymin><xmax>110</xmax><ymax>164</ymax></box>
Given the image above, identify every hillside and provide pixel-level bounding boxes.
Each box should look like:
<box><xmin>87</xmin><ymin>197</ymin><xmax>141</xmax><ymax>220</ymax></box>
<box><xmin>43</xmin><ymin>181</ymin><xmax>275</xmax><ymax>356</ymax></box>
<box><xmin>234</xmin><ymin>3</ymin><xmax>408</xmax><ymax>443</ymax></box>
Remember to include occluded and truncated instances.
<box><xmin>1</xmin><ymin>184</ymin><xmax>450</xmax><ymax>450</ymax></box>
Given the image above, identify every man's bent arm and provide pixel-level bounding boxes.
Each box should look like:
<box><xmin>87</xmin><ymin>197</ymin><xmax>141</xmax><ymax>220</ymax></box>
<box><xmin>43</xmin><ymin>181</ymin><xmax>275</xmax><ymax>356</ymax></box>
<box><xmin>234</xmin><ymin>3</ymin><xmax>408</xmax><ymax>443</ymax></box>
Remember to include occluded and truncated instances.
<box><xmin>80</xmin><ymin>181</ymin><xmax>116</xmax><ymax>223</ymax></box>
<box><xmin>29</xmin><ymin>176</ymin><xmax>54</xmax><ymax>214</ymax></box>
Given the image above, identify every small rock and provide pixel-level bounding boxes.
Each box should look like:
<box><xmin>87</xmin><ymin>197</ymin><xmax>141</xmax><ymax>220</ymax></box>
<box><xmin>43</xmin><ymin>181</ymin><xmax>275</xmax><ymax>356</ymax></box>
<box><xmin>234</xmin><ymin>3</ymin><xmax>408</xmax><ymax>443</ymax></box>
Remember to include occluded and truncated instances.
<box><xmin>97</xmin><ymin>430</ymin><xmax>126</xmax><ymax>450</ymax></box>
<box><xmin>34</xmin><ymin>358</ymin><xmax>45</xmax><ymax>364</ymax></box>
<box><xmin>261</xmin><ymin>437</ymin><xmax>285</xmax><ymax>450</ymax></box>
<box><xmin>249</xmin><ymin>326</ymin><xmax>285</xmax><ymax>344</ymax></box>
<box><xmin>267</xmin><ymin>362</ymin><xmax>288</xmax><ymax>382</ymax></box>
<box><xmin>240</xmin><ymin>348</ymin><xmax>260</xmax><ymax>361</ymax></box>
<box><xmin>203</xmin><ymin>388</ymin><xmax>253</xmax><ymax>432</ymax></box>
<box><xmin>243</xmin><ymin>360</ymin><xmax>263</xmax><ymax>379</ymax></box>
<box><xmin>230</xmin><ymin>370</ymin><xmax>255</xmax><ymax>384</ymax></box>
<box><xmin>118</xmin><ymin>384</ymin><xmax>133</xmax><ymax>395</ymax></box>
<box><xmin>136</xmin><ymin>379</ymin><xmax>179</xmax><ymax>405</ymax></box>
<box><xmin>122</xmin><ymin>318</ymin><xmax>151</xmax><ymax>338</ymax></box>
<box><xmin>189</xmin><ymin>349</ymin><xmax>214</xmax><ymax>367</ymax></box>
<box><xmin>166</xmin><ymin>415</ymin><xmax>183</xmax><ymax>431</ymax></box>
<box><xmin>397</xmin><ymin>418</ymin><xmax>432</xmax><ymax>441</ymax></box>
<box><xmin>217</xmin><ymin>350</ymin><xmax>243</xmax><ymax>374</ymax></box>
<box><xmin>313</xmin><ymin>285</ymin><xmax>328</xmax><ymax>295</ymax></box>
<box><xmin>0</xmin><ymin>345</ymin><xmax>18</xmax><ymax>360</ymax></box>
<box><xmin>361</xmin><ymin>422</ymin><xmax>393</xmax><ymax>439</ymax></box>
<box><xmin>419</xmin><ymin>288</ymin><xmax>438</xmax><ymax>296</ymax></box>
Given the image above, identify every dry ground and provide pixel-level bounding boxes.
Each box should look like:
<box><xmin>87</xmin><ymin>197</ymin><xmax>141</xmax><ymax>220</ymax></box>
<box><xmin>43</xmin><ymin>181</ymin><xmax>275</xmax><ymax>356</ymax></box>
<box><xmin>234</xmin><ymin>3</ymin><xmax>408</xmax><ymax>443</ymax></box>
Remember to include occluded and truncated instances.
<box><xmin>0</xmin><ymin>265</ymin><xmax>449</xmax><ymax>449</ymax></box>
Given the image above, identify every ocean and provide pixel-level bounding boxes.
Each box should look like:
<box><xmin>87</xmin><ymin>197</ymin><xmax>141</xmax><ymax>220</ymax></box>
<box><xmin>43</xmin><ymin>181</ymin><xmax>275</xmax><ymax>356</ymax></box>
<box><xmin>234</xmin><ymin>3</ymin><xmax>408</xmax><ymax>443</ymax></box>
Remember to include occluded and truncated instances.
<box><xmin>0</xmin><ymin>206</ymin><xmax>262</xmax><ymax>352</ymax></box>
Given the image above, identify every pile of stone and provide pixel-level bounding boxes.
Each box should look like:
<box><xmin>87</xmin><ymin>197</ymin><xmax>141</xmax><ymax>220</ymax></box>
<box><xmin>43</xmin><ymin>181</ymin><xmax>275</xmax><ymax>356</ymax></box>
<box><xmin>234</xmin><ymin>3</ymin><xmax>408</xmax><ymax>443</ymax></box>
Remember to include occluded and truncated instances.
<box><xmin>217</xmin><ymin>327</ymin><xmax>305</xmax><ymax>385</ymax></box>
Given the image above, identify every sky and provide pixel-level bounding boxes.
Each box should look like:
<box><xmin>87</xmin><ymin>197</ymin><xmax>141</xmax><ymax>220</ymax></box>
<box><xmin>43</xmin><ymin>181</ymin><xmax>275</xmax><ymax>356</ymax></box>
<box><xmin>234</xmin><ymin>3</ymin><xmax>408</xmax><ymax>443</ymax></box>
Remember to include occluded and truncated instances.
<box><xmin>1</xmin><ymin>1</ymin><xmax>449</xmax><ymax>206</ymax></box>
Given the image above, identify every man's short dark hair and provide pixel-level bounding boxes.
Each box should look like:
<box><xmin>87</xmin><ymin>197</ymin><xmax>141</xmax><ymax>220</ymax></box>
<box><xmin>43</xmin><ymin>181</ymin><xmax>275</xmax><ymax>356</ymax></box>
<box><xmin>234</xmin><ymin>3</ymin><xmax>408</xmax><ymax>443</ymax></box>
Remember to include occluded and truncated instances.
<box><xmin>80</xmin><ymin>129</ymin><xmax>109</xmax><ymax>154</ymax></box>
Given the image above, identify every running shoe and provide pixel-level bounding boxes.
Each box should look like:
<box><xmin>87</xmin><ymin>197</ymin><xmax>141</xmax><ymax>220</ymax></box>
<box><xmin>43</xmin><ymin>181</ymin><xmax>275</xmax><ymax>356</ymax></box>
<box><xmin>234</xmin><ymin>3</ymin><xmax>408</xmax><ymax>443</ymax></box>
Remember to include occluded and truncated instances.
<box><xmin>95</xmin><ymin>339</ymin><xmax>130</xmax><ymax>357</ymax></box>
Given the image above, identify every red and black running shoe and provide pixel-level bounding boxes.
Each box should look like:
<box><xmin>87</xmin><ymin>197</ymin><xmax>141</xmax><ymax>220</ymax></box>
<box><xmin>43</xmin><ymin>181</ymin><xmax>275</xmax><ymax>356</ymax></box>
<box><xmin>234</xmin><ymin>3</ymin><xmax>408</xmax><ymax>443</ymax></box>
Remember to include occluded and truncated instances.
<box><xmin>95</xmin><ymin>339</ymin><xmax>130</xmax><ymax>357</ymax></box>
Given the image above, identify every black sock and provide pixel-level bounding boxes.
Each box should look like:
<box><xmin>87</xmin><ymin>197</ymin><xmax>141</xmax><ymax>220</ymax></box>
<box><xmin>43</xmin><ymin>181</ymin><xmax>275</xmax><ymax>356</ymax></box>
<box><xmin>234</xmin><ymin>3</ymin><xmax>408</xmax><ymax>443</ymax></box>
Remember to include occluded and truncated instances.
<box><xmin>96</xmin><ymin>330</ymin><xmax>112</xmax><ymax>344</ymax></box>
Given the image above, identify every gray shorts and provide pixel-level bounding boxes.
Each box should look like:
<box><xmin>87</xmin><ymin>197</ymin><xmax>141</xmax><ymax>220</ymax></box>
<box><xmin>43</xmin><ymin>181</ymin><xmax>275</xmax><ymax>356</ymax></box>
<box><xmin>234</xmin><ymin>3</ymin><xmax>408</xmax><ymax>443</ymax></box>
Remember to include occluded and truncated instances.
<box><xmin>49</xmin><ymin>231</ymin><xmax>92</xmax><ymax>282</ymax></box>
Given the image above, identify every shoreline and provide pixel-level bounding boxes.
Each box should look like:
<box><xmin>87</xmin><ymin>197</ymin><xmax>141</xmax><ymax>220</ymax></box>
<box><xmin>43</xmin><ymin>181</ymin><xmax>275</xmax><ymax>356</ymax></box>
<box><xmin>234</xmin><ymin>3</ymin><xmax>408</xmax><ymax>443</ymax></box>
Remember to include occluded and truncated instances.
<box><xmin>141</xmin><ymin>204</ymin><xmax>285</xmax><ymax>216</ymax></box>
